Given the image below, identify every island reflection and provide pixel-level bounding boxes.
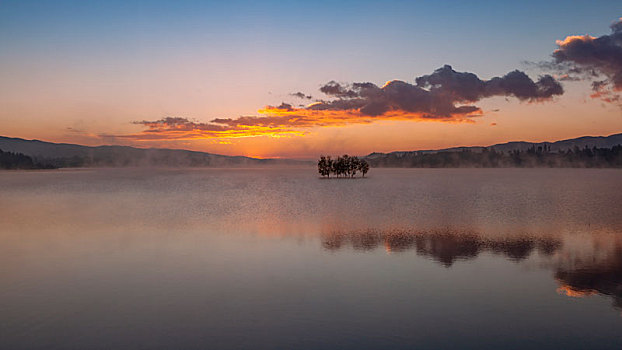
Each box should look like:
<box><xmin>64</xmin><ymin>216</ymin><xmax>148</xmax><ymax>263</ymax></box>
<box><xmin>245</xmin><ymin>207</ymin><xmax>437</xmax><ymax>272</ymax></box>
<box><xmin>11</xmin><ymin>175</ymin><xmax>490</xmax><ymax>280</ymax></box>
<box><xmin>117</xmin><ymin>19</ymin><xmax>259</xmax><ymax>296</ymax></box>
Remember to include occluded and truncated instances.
<box><xmin>321</xmin><ymin>228</ymin><xmax>622</xmax><ymax>310</ymax></box>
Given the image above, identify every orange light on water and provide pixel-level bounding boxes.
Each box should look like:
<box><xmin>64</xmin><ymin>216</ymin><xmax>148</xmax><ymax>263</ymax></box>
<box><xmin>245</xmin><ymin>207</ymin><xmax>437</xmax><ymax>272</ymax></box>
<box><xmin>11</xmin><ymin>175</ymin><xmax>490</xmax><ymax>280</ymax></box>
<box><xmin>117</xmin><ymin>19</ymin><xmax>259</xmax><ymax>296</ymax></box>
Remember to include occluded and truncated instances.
<box><xmin>556</xmin><ymin>285</ymin><xmax>598</xmax><ymax>298</ymax></box>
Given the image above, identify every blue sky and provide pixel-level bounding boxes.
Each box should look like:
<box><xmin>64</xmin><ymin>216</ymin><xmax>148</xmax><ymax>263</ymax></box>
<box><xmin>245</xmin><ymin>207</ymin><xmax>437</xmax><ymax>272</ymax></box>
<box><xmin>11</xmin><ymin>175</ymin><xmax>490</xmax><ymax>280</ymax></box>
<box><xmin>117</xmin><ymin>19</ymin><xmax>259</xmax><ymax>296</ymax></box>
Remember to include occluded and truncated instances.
<box><xmin>3</xmin><ymin>0</ymin><xmax>619</xmax><ymax>79</ymax></box>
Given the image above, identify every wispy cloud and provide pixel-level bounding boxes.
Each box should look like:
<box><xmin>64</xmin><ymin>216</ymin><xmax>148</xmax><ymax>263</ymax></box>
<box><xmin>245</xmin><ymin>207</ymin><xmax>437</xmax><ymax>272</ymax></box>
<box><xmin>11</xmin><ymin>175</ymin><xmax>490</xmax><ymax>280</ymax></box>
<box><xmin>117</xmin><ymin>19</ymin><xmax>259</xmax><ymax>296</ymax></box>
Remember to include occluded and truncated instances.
<box><xmin>122</xmin><ymin>116</ymin><xmax>306</xmax><ymax>141</ymax></box>
<box><xmin>290</xmin><ymin>92</ymin><xmax>313</xmax><ymax>99</ymax></box>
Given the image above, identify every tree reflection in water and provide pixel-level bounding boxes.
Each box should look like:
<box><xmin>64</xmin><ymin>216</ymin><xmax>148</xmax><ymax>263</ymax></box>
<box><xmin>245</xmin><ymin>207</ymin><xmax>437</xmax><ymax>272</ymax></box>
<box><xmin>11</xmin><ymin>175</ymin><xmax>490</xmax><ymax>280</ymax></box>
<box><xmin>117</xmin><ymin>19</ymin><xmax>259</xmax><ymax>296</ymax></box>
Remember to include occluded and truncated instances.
<box><xmin>321</xmin><ymin>228</ymin><xmax>622</xmax><ymax>311</ymax></box>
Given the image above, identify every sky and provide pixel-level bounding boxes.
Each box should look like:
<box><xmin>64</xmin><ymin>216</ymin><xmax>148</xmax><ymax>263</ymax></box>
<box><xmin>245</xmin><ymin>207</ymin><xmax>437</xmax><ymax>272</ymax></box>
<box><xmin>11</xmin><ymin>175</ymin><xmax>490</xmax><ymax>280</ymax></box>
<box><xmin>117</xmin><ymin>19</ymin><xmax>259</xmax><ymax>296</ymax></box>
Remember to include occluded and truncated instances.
<box><xmin>1</xmin><ymin>0</ymin><xmax>621</xmax><ymax>159</ymax></box>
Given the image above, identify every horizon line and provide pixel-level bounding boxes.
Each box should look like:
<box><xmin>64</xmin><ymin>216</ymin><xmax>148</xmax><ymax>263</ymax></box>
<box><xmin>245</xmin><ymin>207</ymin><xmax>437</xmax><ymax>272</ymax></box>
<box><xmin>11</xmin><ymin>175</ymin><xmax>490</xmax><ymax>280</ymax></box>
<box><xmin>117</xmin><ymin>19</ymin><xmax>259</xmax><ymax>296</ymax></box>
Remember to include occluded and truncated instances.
<box><xmin>2</xmin><ymin>131</ymin><xmax>621</xmax><ymax>160</ymax></box>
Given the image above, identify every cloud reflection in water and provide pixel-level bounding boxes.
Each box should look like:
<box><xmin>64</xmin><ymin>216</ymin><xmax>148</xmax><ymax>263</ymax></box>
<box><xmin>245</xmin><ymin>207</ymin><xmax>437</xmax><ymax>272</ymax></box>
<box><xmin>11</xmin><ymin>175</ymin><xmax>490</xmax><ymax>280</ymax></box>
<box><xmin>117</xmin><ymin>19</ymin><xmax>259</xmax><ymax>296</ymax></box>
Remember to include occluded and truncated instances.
<box><xmin>321</xmin><ymin>228</ymin><xmax>622</xmax><ymax>311</ymax></box>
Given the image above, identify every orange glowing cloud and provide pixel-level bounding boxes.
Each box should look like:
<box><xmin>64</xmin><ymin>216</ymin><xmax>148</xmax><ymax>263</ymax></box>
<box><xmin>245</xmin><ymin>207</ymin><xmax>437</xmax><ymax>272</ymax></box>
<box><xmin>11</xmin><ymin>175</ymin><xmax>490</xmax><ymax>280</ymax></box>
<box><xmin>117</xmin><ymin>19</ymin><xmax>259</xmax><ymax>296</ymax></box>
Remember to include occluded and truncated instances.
<box><xmin>257</xmin><ymin>104</ymin><xmax>479</xmax><ymax>125</ymax></box>
<box><xmin>555</xmin><ymin>34</ymin><xmax>596</xmax><ymax>47</ymax></box>
<box><xmin>118</xmin><ymin>116</ymin><xmax>307</xmax><ymax>141</ymax></box>
<box><xmin>119</xmin><ymin>107</ymin><xmax>478</xmax><ymax>142</ymax></box>
<box><xmin>116</xmin><ymin>65</ymin><xmax>562</xmax><ymax>141</ymax></box>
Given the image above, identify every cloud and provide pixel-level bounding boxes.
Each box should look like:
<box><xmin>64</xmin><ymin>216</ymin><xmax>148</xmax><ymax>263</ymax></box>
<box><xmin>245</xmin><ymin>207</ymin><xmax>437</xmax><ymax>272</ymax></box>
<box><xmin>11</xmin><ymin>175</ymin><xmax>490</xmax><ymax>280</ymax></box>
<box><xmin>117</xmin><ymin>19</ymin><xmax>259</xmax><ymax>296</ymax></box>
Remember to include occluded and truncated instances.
<box><xmin>123</xmin><ymin>66</ymin><xmax>562</xmax><ymax>141</ymax></box>
<box><xmin>557</xmin><ymin>74</ymin><xmax>581</xmax><ymax>82</ymax></box>
<box><xmin>125</xmin><ymin>116</ymin><xmax>306</xmax><ymax>141</ymax></box>
<box><xmin>308</xmin><ymin>65</ymin><xmax>562</xmax><ymax>119</ymax></box>
<box><xmin>590</xmin><ymin>80</ymin><xmax>621</xmax><ymax>104</ymax></box>
<box><xmin>290</xmin><ymin>92</ymin><xmax>312</xmax><ymax>99</ymax></box>
<box><xmin>416</xmin><ymin>65</ymin><xmax>563</xmax><ymax>101</ymax></box>
<box><xmin>549</xmin><ymin>18</ymin><xmax>622</xmax><ymax>102</ymax></box>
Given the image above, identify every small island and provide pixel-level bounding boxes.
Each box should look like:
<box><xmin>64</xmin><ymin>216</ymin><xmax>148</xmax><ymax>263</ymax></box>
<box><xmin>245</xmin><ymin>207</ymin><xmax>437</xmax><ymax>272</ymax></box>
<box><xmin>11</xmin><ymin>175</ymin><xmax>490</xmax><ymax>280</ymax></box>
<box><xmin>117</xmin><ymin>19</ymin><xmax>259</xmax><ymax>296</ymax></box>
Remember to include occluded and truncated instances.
<box><xmin>318</xmin><ymin>155</ymin><xmax>369</xmax><ymax>178</ymax></box>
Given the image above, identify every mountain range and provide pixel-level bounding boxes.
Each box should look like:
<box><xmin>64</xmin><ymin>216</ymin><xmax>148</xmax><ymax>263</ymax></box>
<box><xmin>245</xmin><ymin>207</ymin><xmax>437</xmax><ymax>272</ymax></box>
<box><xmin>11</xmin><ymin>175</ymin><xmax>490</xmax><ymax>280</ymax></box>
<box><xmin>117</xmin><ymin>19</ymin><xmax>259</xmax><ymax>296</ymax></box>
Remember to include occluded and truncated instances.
<box><xmin>365</xmin><ymin>133</ymin><xmax>622</xmax><ymax>159</ymax></box>
<box><xmin>0</xmin><ymin>136</ymin><xmax>306</xmax><ymax>167</ymax></box>
<box><xmin>1</xmin><ymin>133</ymin><xmax>621</xmax><ymax>168</ymax></box>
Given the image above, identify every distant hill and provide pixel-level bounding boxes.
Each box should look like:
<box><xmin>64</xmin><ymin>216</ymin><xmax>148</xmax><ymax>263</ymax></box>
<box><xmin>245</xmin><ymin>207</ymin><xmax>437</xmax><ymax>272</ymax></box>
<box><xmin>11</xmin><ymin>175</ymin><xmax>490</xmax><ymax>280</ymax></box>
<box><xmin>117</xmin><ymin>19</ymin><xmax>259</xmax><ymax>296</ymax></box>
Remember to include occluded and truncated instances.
<box><xmin>364</xmin><ymin>133</ymin><xmax>622</xmax><ymax>168</ymax></box>
<box><xmin>2</xmin><ymin>133</ymin><xmax>622</xmax><ymax>169</ymax></box>
<box><xmin>366</xmin><ymin>133</ymin><xmax>622</xmax><ymax>159</ymax></box>
<box><xmin>0</xmin><ymin>136</ymin><xmax>309</xmax><ymax>168</ymax></box>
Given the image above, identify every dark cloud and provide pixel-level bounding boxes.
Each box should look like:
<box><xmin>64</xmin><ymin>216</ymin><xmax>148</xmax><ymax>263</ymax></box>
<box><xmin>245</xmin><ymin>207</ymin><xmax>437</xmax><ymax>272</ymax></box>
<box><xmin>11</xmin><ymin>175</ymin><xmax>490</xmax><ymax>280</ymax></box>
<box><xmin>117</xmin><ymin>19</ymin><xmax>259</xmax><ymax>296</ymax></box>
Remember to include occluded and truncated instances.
<box><xmin>309</xmin><ymin>65</ymin><xmax>562</xmax><ymax>119</ymax></box>
<box><xmin>290</xmin><ymin>92</ymin><xmax>312</xmax><ymax>99</ymax></box>
<box><xmin>549</xmin><ymin>18</ymin><xmax>622</xmax><ymax>101</ymax></box>
<box><xmin>274</xmin><ymin>102</ymin><xmax>294</xmax><ymax>111</ymax></box>
<box><xmin>417</xmin><ymin>65</ymin><xmax>563</xmax><ymax>101</ymax></box>
<box><xmin>487</xmin><ymin>71</ymin><xmax>564</xmax><ymax>100</ymax></box>
<box><xmin>319</xmin><ymin>81</ymin><xmax>360</xmax><ymax>98</ymax></box>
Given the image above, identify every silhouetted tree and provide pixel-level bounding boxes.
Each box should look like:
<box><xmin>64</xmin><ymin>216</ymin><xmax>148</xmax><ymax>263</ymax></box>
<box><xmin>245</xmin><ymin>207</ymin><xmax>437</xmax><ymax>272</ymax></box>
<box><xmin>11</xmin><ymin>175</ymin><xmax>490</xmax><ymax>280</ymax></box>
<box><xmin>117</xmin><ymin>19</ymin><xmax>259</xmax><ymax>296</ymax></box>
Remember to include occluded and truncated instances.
<box><xmin>318</xmin><ymin>156</ymin><xmax>330</xmax><ymax>177</ymax></box>
<box><xmin>317</xmin><ymin>154</ymin><xmax>370</xmax><ymax>178</ymax></box>
<box><xmin>358</xmin><ymin>159</ymin><xmax>370</xmax><ymax>177</ymax></box>
<box><xmin>0</xmin><ymin>149</ymin><xmax>56</xmax><ymax>170</ymax></box>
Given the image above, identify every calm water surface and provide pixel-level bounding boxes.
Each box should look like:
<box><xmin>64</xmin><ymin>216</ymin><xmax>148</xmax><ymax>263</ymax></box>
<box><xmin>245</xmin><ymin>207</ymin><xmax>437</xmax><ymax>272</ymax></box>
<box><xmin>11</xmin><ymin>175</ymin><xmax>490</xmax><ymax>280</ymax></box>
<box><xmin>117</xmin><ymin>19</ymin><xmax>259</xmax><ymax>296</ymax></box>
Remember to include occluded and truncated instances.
<box><xmin>1</xmin><ymin>168</ymin><xmax>621</xmax><ymax>349</ymax></box>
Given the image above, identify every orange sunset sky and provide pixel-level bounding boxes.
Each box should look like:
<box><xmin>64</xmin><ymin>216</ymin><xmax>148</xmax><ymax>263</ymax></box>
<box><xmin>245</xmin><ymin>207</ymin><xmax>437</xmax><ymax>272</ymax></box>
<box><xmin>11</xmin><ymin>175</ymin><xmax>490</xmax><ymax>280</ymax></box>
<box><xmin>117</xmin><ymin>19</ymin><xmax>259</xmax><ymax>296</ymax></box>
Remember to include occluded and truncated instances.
<box><xmin>1</xmin><ymin>2</ymin><xmax>621</xmax><ymax>159</ymax></box>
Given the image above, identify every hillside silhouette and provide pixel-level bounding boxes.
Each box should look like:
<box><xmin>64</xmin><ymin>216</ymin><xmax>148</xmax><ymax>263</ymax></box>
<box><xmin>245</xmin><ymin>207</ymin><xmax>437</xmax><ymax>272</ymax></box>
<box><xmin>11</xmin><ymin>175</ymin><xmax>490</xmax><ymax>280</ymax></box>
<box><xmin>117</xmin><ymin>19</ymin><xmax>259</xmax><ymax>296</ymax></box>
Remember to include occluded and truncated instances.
<box><xmin>366</xmin><ymin>144</ymin><xmax>622</xmax><ymax>168</ymax></box>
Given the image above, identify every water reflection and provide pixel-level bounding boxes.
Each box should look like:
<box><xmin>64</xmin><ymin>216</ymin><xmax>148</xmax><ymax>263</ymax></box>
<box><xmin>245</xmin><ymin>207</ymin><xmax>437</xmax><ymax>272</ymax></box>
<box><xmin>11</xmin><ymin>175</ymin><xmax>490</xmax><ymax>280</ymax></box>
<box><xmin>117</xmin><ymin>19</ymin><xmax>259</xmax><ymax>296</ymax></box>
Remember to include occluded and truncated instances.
<box><xmin>321</xmin><ymin>228</ymin><xmax>622</xmax><ymax>310</ymax></box>
<box><xmin>554</xmin><ymin>245</ymin><xmax>622</xmax><ymax>310</ymax></box>
<box><xmin>322</xmin><ymin>229</ymin><xmax>561</xmax><ymax>263</ymax></box>
<box><xmin>2</xmin><ymin>168</ymin><xmax>621</xmax><ymax>348</ymax></box>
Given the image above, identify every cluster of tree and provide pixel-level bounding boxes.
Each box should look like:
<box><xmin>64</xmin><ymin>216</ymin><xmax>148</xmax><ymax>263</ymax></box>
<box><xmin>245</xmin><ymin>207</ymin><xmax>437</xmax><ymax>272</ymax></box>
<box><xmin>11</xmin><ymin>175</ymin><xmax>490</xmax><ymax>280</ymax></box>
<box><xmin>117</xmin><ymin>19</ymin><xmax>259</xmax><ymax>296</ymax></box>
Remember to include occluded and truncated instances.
<box><xmin>318</xmin><ymin>155</ymin><xmax>370</xmax><ymax>178</ymax></box>
<box><xmin>367</xmin><ymin>145</ymin><xmax>622</xmax><ymax>168</ymax></box>
<box><xmin>0</xmin><ymin>149</ymin><xmax>56</xmax><ymax>170</ymax></box>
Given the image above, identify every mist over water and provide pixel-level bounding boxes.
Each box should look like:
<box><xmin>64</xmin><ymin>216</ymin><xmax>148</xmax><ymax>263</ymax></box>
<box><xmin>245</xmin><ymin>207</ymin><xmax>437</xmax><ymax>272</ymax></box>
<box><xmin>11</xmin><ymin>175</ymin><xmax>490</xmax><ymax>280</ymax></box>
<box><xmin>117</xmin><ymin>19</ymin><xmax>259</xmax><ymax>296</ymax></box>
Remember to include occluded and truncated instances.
<box><xmin>1</xmin><ymin>168</ymin><xmax>621</xmax><ymax>349</ymax></box>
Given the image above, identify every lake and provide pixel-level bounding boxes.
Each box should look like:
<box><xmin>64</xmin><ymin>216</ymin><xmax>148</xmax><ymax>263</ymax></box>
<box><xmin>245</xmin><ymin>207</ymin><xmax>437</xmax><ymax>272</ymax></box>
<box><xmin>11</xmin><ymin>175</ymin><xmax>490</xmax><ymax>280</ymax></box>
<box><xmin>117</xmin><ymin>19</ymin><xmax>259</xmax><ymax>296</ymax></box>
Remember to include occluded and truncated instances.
<box><xmin>1</xmin><ymin>168</ymin><xmax>621</xmax><ymax>349</ymax></box>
